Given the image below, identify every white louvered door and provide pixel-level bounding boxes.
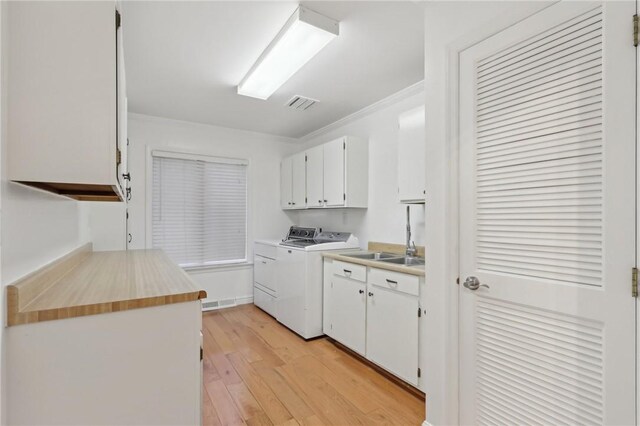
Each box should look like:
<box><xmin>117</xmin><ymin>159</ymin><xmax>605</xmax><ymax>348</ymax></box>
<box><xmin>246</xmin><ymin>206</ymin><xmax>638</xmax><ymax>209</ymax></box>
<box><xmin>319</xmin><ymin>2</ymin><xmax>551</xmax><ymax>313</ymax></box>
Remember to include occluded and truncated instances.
<box><xmin>459</xmin><ymin>2</ymin><xmax>636</xmax><ymax>425</ymax></box>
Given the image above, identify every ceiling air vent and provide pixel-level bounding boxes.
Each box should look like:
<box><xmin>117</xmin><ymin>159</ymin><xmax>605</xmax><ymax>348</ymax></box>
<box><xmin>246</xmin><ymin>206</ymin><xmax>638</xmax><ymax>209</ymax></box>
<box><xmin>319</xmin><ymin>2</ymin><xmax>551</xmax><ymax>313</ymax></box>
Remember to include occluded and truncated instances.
<box><xmin>286</xmin><ymin>95</ymin><xmax>318</xmax><ymax>111</ymax></box>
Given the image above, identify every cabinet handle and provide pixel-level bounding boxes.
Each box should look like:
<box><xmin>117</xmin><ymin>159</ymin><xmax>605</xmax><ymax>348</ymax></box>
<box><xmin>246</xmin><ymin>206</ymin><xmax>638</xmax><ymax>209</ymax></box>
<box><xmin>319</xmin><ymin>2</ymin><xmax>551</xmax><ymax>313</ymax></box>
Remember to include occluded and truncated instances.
<box><xmin>386</xmin><ymin>279</ymin><xmax>398</xmax><ymax>285</ymax></box>
<box><xmin>128</xmin><ymin>233</ymin><xmax>132</xmax><ymax>243</ymax></box>
<box><xmin>343</xmin><ymin>269</ymin><xmax>352</xmax><ymax>276</ymax></box>
<box><xmin>359</xmin><ymin>289</ymin><xmax>364</xmax><ymax>294</ymax></box>
<box><xmin>318</xmin><ymin>200</ymin><xmax>323</xmax><ymax>204</ymax></box>
<box><xmin>324</xmin><ymin>199</ymin><xmax>328</xmax><ymax>202</ymax></box>
<box><xmin>368</xmin><ymin>292</ymin><xmax>373</xmax><ymax>297</ymax></box>
<box><xmin>288</xmin><ymin>250</ymin><xmax>292</xmax><ymax>254</ymax></box>
<box><xmin>261</xmin><ymin>261</ymin><xmax>267</xmax><ymax>264</ymax></box>
<box><xmin>292</xmin><ymin>202</ymin><xmax>296</xmax><ymax>205</ymax></box>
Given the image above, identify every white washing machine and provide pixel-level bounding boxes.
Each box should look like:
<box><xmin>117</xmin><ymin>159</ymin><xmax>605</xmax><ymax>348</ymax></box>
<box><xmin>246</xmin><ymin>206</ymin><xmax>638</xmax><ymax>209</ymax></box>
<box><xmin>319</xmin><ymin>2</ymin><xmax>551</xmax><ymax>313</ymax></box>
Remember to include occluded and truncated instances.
<box><xmin>275</xmin><ymin>226</ymin><xmax>359</xmax><ymax>339</ymax></box>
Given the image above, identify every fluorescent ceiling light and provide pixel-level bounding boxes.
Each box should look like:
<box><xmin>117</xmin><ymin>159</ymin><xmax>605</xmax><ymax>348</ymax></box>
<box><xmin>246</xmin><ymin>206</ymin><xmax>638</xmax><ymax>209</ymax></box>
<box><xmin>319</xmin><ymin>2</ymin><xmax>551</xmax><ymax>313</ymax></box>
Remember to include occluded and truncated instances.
<box><xmin>237</xmin><ymin>6</ymin><xmax>339</xmax><ymax>100</ymax></box>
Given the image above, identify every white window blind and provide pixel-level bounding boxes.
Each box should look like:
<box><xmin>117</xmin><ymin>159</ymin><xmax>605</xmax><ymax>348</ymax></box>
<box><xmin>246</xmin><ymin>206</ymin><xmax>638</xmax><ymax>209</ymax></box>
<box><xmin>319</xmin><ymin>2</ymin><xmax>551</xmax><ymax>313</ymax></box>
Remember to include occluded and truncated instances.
<box><xmin>151</xmin><ymin>152</ymin><xmax>247</xmax><ymax>268</ymax></box>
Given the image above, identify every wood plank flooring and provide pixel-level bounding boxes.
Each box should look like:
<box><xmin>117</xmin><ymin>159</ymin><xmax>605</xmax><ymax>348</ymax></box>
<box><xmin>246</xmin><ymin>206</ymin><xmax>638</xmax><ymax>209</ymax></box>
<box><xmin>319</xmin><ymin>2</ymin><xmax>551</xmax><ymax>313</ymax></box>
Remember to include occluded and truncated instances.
<box><xmin>202</xmin><ymin>304</ymin><xmax>425</xmax><ymax>426</ymax></box>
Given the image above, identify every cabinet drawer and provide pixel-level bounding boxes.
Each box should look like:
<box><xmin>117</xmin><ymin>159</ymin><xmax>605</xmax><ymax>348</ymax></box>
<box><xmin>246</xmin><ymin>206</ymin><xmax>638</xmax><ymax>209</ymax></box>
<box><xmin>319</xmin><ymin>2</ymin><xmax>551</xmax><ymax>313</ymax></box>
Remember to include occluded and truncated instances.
<box><xmin>332</xmin><ymin>260</ymin><xmax>367</xmax><ymax>282</ymax></box>
<box><xmin>254</xmin><ymin>255</ymin><xmax>276</xmax><ymax>293</ymax></box>
<box><xmin>369</xmin><ymin>268</ymin><xmax>419</xmax><ymax>297</ymax></box>
<box><xmin>254</xmin><ymin>286</ymin><xmax>276</xmax><ymax>317</ymax></box>
<box><xmin>254</xmin><ymin>242</ymin><xmax>277</xmax><ymax>259</ymax></box>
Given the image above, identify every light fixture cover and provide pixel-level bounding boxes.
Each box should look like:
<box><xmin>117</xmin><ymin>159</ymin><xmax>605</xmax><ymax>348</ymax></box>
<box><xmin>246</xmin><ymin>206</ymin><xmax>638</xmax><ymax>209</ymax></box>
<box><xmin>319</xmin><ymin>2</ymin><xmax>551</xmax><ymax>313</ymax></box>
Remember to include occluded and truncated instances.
<box><xmin>237</xmin><ymin>6</ymin><xmax>339</xmax><ymax>100</ymax></box>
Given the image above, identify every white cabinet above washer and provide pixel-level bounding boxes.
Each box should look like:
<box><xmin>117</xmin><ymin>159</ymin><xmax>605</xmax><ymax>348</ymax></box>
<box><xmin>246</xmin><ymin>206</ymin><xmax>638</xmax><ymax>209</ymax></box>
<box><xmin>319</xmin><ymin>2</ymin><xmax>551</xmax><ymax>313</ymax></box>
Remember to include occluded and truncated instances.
<box><xmin>280</xmin><ymin>153</ymin><xmax>306</xmax><ymax>210</ymax></box>
<box><xmin>280</xmin><ymin>136</ymin><xmax>368</xmax><ymax>210</ymax></box>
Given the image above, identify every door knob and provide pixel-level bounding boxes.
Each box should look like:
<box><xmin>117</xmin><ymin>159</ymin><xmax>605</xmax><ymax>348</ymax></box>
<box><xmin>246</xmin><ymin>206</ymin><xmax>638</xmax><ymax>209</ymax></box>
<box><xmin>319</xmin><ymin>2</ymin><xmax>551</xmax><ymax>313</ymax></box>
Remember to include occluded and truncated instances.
<box><xmin>463</xmin><ymin>276</ymin><xmax>489</xmax><ymax>291</ymax></box>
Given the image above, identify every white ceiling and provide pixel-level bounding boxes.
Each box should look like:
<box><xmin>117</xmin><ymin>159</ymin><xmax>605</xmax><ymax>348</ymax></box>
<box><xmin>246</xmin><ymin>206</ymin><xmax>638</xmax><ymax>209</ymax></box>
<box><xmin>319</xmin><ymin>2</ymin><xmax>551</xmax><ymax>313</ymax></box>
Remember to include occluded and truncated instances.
<box><xmin>122</xmin><ymin>1</ymin><xmax>424</xmax><ymax>139</ymax></box>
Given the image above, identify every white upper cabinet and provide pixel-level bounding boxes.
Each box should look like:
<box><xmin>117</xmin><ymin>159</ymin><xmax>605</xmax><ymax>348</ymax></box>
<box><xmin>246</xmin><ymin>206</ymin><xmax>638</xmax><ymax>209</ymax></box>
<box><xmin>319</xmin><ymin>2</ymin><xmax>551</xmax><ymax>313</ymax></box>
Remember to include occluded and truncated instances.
<box><xmin>280</xmin><ymin>156</ymin><xmax>293</xmax><ymax>209</ymax></box>
<box><xmin>280</xmin><ymin>153</ymin><xmax>306</xmax><ymax>210</ymax></box>
<box><xmin>8</xmin><ymin>1</ymin><xmax>126</xmax><ymax>201</ymax></box>
<box><xmin>305</xmin><ymin>145</ymin><xmax>324</xmax><ymax>208</ymax></box>
<box><xmin>291</xmin><ymin>153</ymin><xmax>306</xmax><ymax>208</ymax></box>
<box><xmin>282</xmin><ymin>136</ymin><xmax>368</xmax><ymax>210</ymax></box>
<box><xmin>398</xmin><ymin>105</ymin><xmax>426</xmax><ymax>204</ymax></box>
<box><xmin>322</xmin><ymin>138</ymin><xmax>346</xmax><ymax>207</ymax></box>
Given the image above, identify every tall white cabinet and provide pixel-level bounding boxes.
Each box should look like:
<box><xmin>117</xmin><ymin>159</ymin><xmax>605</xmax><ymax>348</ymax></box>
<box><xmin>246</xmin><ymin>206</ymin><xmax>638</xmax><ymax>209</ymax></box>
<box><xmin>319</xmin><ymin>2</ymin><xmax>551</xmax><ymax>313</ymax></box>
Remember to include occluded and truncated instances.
<box><xmin>305</xmin><ymin>145</ymin><xmax>324</xmax><ymax>208</ymax></box>
<box><xmin>398</xmin><ymin>105</ymin><xmax>426</xmax><ymax>203</ymax></box>
<box><xmin>7</xmin><ymin>1</ymin><xmax>127</xmax><ymax>201</ymax></box>
<box><xmin>280</xmin><ymin>136</ymin><xmax>368</xmax><ymax>210</ymax></box>
<box><xmin>280</xmin><ymin>153</ymin><xmax>306</xmax><ymax>209</ymax></box>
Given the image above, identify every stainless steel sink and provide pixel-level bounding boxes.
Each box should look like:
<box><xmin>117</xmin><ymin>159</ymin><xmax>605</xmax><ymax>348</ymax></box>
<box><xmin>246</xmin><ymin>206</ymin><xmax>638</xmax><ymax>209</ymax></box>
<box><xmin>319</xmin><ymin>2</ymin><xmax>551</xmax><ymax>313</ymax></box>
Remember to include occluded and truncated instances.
<box><xmin>342</xmin><ymin>252</ymin><xmax>402</xmax><ymax>260</ymax></box>
<box><xmin>379</xmin><ymin>256</ymin><xmax>426</xmax><ymax>266</ymax></box>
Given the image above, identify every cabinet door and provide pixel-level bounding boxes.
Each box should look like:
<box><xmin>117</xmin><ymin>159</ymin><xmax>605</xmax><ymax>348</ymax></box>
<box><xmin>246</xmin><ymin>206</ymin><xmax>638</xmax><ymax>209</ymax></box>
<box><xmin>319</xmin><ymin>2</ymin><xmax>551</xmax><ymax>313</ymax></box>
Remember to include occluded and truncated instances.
<box><xmin>254</xmin><ymin>255</ymin><xmax>276</xmax><ymax>293</ymax></box>
<box><xmin>329</xmin><ymin>276</ymin><xmax>366</xmax><ymax>355</ymax></box>
<box><xmin>291</xmin><ymin>153</ymin><xmax>306</xmax><ymax>209</ymax></box>
<box><xmin>323</xmin><ymin>138</ymin><xmax>345</xmax><ymax>206</ymax></box>
<box><xmin>116</xmin><ymin>8</ymin><xmax>127</xmax><ymax>194</ymax></box>
<box><xmin>276</xmin><ymin>247</ymin><xmax>307</xmax><ymax>336</ymax></box>
<box><xmin>366</xmin><ymin>285</ymin><xmax>419</xmax><ymax>385</ymax></box>
<box><xmin>306</xmin><ymin>145</ymin><xmax>324</xmax><ymax>208</ymax></box>
<box><xmin>398</xmin><ymin>106</ymin><xmax>426</xmax><ymax>203</ymax></box>
<box><xmin>280</xmin><ymin>156</ymin><xmax>293</xmax><ymax>209</ymax></box>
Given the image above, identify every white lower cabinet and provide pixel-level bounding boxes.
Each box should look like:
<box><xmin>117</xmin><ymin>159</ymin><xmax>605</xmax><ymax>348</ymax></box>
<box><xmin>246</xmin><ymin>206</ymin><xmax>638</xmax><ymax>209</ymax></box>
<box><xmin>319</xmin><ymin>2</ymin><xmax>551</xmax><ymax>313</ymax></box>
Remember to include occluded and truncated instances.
<box><xmin>329</xmin><ymin>275</ymin><xmax>367</xmax><ymax>356</ymax></box>
<box><xmin>366</xmin><ymin>283</ymin><xmax>419</xmax><ymax>386</ymax></box>
<box><xmin>323</xmin><ymin>258</ymin><xmax>422</xmax><ymax>388</ymax></box>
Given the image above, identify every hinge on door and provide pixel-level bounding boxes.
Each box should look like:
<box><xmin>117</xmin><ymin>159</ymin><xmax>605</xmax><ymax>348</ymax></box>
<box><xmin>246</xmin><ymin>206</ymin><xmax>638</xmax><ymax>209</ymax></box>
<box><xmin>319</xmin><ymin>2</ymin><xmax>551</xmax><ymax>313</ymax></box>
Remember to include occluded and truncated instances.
<box><xmin>343</xmin><ymin>193</ymin><xmax>346</xmax><ymax>201</ymax></box>
<box><xmin>456</xmin><ymin>277</ymin><xmax>460</xmax><ymax>285</ymax></box>
<box><xmin>116</xmin><ymin>149</ymin><xmax>122</xmax><ymax>165</ymax></box>
<box><xmin>417</xmin><ymin>368</ymin><xmax>421</xmax><ymax>378</ymax></box>
<box><xmin>632</xmin><ymin>267</ymin><xmax>638</xmax><ymax>297</ymax></box>
<box><xmin>634</xmin><ymin>14</ymin><xmax>639</xmax><ymax>46</ymax></box>
<box><xmin>418</xmin><ymin>307</ymin><xmax>421</xmax><ymax>318</ymax></box>
<box><xmin>305</xmin><ymin>155</ymin><xmax>307</xmax><ymax>162</ymax></box>
<box><xmin>305</xmin><ymin>197</ymin><xmax>307</xmax><ymax>204</ymax></box>
<box><xmin>200</xmin><ymin>347</ymin><xmax>203</xmax><ymax>361</ymax></box>
<box><xmin>343</xmin><ymin>141</ymin><xmax>346</xmax><ymax>150</ymax></box>
<box><xmin>115</xmin><ymin>10</ymin><xmax>122</xmax><ymax>29</ymax></box>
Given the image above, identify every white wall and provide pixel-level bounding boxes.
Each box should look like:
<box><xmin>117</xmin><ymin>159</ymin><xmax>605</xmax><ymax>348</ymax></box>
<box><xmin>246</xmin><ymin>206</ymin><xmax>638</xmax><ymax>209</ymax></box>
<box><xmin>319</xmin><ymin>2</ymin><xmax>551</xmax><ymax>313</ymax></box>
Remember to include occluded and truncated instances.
<box><xmin>296</xmin><ymin>86</ymin><xmax>425</xmax><ymax>249</ymax></box>
<box><xmin>125</xmin><ymin>113</ymin><xmax>297</xmax><ymax>305</ymax></box>
<box><xmin>1</xmin><ymin>1</ymin><xmax>91</xmax><ymax>421</ymax></box>
<box><xmin>84</xmin><ymin>201</ymin><xmax>126</xmax><ymax>251</ymax></box>
<box><xmin>422</xmin><ymin>2</ymin><xmax>551</xmax><ymax>425</ymax></box>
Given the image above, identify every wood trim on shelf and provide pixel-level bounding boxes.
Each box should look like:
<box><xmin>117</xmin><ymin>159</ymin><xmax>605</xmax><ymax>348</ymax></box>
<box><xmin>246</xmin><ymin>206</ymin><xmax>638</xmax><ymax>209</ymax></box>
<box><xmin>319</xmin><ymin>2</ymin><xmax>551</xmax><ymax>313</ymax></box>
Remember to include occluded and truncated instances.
<box><xmin>13</xmin><ymin>181</ymin><xmax>123</xmax><ymax>202</ymax></box>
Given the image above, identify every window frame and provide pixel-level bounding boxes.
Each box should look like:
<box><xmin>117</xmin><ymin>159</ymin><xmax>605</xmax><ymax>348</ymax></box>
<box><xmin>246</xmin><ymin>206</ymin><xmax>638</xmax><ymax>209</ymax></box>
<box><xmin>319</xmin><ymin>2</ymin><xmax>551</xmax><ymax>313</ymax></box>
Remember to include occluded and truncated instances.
<box><xmin>145</xmin><ymin>147</ymin><xmax>250</xmax><ymax>270</ymax></box>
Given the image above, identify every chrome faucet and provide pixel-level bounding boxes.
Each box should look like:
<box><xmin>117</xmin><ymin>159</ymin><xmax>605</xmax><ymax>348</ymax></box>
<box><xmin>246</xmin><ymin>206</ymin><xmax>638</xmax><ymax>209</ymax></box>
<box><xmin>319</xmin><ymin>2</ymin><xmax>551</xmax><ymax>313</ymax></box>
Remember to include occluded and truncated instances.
<box><xmin>406</xmin><ymin>205</ymin><xmax>417</xmax><ymax>257</ymax></box>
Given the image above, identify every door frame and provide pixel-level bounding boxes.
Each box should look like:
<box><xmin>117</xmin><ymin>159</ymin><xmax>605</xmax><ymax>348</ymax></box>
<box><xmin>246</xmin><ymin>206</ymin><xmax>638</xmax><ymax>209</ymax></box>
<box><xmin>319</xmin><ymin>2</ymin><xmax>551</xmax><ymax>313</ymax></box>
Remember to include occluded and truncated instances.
<box><xmin>435</xmin><ymin>2</ymin><xmax>640</xmax><ymax>424</ymax></box>
<box><xmin>429</xmin><ymin>2</ymin><xmax>568</xmax><ymax>424</ymax></box>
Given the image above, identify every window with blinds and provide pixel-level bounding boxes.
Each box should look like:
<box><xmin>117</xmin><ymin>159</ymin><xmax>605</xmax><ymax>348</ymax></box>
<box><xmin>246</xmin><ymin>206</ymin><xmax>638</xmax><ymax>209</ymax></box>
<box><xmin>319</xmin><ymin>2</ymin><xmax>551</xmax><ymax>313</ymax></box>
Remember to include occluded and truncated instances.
<box><xmin>151</xmin><ymin>151</ymin><xmax>248</xmax><ymax>268</ymax></box>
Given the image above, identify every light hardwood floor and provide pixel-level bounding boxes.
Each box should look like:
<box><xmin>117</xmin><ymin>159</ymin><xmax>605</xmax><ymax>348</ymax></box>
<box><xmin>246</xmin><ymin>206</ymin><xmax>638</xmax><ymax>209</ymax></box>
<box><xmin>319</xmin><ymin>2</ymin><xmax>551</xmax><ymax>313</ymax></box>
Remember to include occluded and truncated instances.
<box><xmin>202</xmin><ymin>304</ymin><xmax>425</xmax><ymax>426</ymax></box>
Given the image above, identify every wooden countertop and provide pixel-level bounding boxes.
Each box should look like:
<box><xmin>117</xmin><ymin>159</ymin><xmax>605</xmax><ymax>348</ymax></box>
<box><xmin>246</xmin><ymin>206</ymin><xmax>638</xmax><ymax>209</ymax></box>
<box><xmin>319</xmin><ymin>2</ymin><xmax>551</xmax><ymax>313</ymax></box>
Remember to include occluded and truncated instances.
<box><xmin>322</xmin><ymin>242</ymin><xmax>426</xmax><ymax>277</ymax></box>
<box><xmin>7</xmin><ymin>244</ymin><xmax>206</xmax><ymax>326</ymax></box>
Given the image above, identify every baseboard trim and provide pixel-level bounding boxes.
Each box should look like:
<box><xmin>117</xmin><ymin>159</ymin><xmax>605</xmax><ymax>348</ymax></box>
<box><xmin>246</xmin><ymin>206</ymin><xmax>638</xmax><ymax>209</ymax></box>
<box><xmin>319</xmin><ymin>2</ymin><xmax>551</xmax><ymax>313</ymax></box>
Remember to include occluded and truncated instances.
<box><xmin>422</xmin><ymin>421</ymin><xmax>432</xmax><ymax>426</ymax></box>
<box><xmin>327</xmin><ymin>337</ymin><xmax>425</xmax><ymax>400</ymax></box>
<box><xmin>236</xmin><ymin>295</ymin><xmax>253</xmax><ymax>305</ymax></box>
<box><xmin>201</xmin><ymin>296</ymin><xmax>253</xmax><ymax>312</ymax></box>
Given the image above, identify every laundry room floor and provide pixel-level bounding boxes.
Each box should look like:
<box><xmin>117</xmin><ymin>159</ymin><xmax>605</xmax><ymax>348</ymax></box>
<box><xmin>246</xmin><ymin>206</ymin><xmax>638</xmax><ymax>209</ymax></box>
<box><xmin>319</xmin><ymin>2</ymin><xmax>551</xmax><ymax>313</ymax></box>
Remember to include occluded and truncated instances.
<box><xmin>202</xmin><ymin>304</ymin><xmax>425</xmax><ymax>425</ymax></box>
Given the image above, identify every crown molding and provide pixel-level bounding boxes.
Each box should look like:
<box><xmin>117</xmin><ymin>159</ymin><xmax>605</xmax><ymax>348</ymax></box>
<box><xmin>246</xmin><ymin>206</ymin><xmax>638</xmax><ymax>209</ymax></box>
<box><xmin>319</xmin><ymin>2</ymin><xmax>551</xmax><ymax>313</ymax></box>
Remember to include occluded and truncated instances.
<box><xmin>299</xmin><ymin>80</ymin><xmax>424</xmax><ymax>142</ymax></box>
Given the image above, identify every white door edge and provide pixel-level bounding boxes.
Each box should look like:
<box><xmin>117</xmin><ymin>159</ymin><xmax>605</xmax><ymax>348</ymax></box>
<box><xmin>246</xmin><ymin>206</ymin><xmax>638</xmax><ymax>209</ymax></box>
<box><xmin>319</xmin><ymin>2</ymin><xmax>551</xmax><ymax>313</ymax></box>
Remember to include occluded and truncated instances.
<box><xmin>423</xmin><ymin>2</ymin><xmax>601</xmax><ymax>425</ymax></box>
